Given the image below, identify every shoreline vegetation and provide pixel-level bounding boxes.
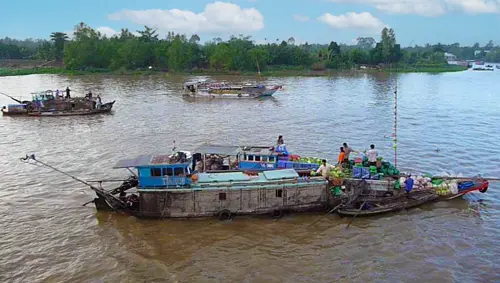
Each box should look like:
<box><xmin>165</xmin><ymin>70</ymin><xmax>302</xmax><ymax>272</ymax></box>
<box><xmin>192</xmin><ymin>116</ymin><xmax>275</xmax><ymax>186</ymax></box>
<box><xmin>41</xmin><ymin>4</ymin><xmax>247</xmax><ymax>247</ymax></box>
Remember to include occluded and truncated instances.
<box><xmin>0</xmin><ymin>64</ymin><xmax>467</xmax><ymax>78</ymax></box>
<box><xmin>2</xmin><ymin>23</ymin><xmax>494</xmax><ymax>78</ymax></box>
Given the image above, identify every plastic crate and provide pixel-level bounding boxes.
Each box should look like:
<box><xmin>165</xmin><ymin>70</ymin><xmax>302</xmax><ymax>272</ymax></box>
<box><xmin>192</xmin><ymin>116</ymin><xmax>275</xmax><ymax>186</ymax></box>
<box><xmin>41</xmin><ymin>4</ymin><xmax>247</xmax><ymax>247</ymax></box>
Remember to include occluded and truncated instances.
<box><xmin>352</xmin><ymin>167</ymin><xmax>362</xmax><ymax>178</ymax></box>
<box><xmin>370</xmin><ymin>173</ymin><xmax>380</xmax><ymax>180</ymax></box>
<box><xmin>277</xmin><ymin>160</ymin><xmax>287</xmax><ymax>169</ymax></box>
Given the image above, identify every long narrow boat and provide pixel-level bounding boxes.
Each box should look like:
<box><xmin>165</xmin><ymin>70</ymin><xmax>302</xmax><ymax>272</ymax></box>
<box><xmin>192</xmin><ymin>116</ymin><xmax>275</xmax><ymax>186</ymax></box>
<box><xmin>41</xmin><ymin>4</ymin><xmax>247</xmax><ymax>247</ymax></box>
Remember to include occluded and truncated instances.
<box><xmin>337</xmin><ymin>190</ymin><xmax>438</xmax><ymax>216</ymax></box>
<box><xmin>183</xmin><ymin>81</ymin><xmax>282</xmax><ymax>99</ymax></box>
<box><xmin>1</xmin><ymin>90</ymin><xmax>115</xmax><ymax>117</ymax></box>
<box><xmin>26</xmin><ymin>101</ymin><xmax>115</xmax><ymax>116</ymax></box>
<box><xmin>342</xmin><ymin>177</ymin><xmax>489</xmax><ymax>202</ymax></box>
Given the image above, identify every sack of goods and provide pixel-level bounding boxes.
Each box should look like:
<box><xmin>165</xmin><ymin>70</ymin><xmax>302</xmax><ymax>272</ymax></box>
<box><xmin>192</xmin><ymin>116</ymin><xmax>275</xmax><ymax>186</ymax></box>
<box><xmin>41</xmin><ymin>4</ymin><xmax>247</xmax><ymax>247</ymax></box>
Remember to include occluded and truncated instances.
<box><xmin>400</xmin><ymin>176</ymin><xmax>433</xmax><ymax>191</ymax></box>
<box><xmin>432</xmin><ymin>179</ymin><xmax>458</xmax><ymax>195</ymax></box>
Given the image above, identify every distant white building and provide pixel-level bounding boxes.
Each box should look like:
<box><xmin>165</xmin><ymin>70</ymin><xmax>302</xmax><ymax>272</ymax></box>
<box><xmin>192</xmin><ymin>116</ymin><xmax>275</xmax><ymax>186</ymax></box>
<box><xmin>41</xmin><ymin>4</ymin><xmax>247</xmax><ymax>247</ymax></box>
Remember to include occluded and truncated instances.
<box><xmin>474</xmin><ymin>50</ymin><xmax>491</xmax><ymax>56</ymax></box>
<box><xmin>444</xmin><ymin>52</ymin><xmax>457</xmax><ymax>61</ymax></box>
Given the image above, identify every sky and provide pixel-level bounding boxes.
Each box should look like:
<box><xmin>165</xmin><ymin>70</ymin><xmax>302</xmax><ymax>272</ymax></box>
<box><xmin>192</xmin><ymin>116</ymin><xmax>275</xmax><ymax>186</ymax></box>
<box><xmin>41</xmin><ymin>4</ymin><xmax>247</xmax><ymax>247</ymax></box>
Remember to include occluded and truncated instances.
<box><xmin>1</xmin><ymin>0</ymin><xmax>499</xmax><ymax>46</ymax></box>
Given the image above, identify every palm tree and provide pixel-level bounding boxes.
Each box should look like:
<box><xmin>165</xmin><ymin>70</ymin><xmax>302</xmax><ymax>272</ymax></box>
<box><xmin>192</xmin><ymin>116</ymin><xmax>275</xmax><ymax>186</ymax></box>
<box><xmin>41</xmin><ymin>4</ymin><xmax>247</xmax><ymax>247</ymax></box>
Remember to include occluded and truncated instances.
<box><xmin>50</xmin><ymin>32</ymin><xmax>68</xmax><ymax>61</ymax></box>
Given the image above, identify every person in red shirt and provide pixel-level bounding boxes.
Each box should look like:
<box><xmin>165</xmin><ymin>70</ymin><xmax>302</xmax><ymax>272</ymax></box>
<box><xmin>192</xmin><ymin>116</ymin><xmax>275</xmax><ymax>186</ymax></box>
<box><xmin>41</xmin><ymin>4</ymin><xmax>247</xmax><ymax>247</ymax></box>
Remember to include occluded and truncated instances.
<box><xmin>337</xmin><ymin>147</ymin><xmax>345</xmax><ymax>169</ymax></box>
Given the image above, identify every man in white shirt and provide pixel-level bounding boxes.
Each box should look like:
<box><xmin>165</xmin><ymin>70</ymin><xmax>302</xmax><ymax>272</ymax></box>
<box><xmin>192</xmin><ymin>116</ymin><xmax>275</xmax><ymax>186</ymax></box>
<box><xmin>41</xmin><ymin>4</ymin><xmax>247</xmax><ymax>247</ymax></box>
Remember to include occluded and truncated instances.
<box><xmin>366</xmin><ymin>144</ymin><xmax>378</xmax><ymax>166</ymax></box>
<box><xmin>316</xmin><ymin>159</ymin><xmax>334</xmax><ymax>179</ymax></box>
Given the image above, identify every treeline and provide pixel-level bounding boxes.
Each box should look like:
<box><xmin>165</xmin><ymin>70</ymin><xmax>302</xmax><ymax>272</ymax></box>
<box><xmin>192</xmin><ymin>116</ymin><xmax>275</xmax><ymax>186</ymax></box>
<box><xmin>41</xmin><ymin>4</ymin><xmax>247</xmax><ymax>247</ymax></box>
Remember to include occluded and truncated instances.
<box><xmin>1</xmin><ymin>22</ymin><xmax>500</xmax><ymax>72</ymax></box>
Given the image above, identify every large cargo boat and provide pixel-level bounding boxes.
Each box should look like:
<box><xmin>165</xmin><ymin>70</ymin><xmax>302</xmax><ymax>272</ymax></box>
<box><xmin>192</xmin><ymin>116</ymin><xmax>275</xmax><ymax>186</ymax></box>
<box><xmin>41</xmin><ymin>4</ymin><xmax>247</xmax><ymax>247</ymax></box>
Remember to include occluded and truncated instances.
<box><xmin>61</xmin><ymin>151</ymin><xmax>331</xmax><ymax>219</ymax></box>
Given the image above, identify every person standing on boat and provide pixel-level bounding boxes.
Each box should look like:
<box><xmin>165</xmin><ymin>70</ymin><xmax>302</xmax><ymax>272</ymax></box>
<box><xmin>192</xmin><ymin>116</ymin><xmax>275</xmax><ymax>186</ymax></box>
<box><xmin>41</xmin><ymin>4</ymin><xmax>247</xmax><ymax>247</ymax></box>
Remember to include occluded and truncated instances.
<box><xmin>277</xmin><ymin>135</ymin><xmax>284</xmax><ymax>146</ymax></box>
<box><xmin>96</xmin><ymin>95</ymin><xmax>102</xmax><ymax>109</ymax></box>
<box><xmin>405</xmin><ymin>175</ymin><xmax>414</xmax><ymax>197</ymax></box>
<box><xmin>55</xmin><ymin>89</ymin><xmax>60</xmax><ymax>99</ymax></box>
<box><xmin>366</xmin><ymin>144</ymin><xmax>378</xmax><ymax>167</ymax></box>
<box><xmin>343</xmin><ymin>142</ymin><xmax>355</xmax><ymax>168</ymax></box>
<box><xmin>316</xmin><ymin>159</ymin><xmax>334</xmax><ymax>179</ymax></box>
<box><xmin>65</xmin><ymin>87</ymin><xmax>71</xmax><ymax>99</ymax></box>
<box><xmin>337</xmin><ymin>147</ymin><xmax>345</xmax><ymax>169</ymax></box>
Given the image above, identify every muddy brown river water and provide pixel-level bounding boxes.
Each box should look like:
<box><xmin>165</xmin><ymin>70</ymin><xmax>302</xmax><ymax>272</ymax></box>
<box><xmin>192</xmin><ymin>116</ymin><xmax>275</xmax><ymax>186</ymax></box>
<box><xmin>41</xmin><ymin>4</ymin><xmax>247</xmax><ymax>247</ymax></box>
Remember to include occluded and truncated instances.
<box><xmin>0</xmin><ymin>71</ymin><xmax>499</xmax><ymax>282</ymax></box>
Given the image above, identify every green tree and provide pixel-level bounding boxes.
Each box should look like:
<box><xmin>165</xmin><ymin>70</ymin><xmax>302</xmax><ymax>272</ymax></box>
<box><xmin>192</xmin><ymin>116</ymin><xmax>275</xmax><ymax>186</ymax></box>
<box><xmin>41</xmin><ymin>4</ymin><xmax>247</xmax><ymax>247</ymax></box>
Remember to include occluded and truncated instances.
<box><xmin>249</xmin><ymin>47</ymin><xmax>268</xmax><ymax>74</ymax></box>
<box><xmin>50</xmin><ymin>32</ymin><xmax>68</xmax><ymax>61</ymax></box>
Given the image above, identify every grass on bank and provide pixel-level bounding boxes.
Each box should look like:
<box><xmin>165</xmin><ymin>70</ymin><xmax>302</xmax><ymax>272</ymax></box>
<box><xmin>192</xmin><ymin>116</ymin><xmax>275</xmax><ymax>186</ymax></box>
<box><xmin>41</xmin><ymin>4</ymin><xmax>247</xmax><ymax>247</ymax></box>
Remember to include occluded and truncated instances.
<box><xmin>0</xmin><ymin>64</ymin><xmax>468</xmax><ymax>77</ymax></box>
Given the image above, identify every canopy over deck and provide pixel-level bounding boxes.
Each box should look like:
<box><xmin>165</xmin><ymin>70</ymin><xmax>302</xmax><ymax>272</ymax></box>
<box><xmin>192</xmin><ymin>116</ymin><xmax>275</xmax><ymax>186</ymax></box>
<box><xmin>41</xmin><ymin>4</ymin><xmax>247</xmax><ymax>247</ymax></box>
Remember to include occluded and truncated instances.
<box><xmin>113</xmin><ymin>152</ymin><xmax>191</xmax><ymax>168</ymax></box>
<box><xmin>194</xmin><ymin>143</ymin><xmax>278</xmax><ymax>156</ymax></box>
<box><xmin>194</xmin><ymin>144</ymin><xmax>241</xmax><ymax>156</ymax></box>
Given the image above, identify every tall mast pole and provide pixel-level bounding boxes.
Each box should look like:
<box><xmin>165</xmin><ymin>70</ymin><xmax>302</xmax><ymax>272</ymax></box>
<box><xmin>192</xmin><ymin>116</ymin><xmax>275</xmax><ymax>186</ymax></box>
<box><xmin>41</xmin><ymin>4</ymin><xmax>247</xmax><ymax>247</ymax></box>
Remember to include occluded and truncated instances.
<box><xmin>393</xmin><ymin>77</ymin><xmax>397</xmax><ymax>169</ymax></box>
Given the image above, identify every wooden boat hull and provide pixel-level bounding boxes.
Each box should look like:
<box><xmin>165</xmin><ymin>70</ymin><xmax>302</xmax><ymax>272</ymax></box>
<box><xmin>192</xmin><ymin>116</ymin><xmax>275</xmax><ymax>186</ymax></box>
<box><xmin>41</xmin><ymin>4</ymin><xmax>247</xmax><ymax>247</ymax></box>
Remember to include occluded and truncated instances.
<box><xmin>186</xmin><ymin>88</ymin><xmax>279</xmax><ymax>99</ymax></box>
<box><xmin>25</xmin><ymin>101</ymin><xmax>115</xmax><ymax>117</ymax></box>
<box><xmin>91</xmin><ymin>178</ymin><xmax>341</xmax><ymax>219</ymax></box>
<box><xmin>337</xmin><ymin>191</ymin><xmax>438</xmax><ymax>216</ymax></box>
<box><xmin>343</xmin><ymin>178</ymin><xmax>488</xmax><ymax>201</ymax></box>
<box><xmin>1</xmin><ymin>110</ymin><xmax>28</xmax><ymax>116</ymax></box>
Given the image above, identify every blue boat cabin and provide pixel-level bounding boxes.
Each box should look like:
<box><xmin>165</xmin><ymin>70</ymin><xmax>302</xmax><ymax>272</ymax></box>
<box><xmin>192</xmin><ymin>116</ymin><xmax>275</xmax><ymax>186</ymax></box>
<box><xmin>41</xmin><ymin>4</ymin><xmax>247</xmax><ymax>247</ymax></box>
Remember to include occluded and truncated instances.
<box><xmin>113</xmin><ymin>152</ymin><xmax>192</xmax><ymax>189</ymax></box>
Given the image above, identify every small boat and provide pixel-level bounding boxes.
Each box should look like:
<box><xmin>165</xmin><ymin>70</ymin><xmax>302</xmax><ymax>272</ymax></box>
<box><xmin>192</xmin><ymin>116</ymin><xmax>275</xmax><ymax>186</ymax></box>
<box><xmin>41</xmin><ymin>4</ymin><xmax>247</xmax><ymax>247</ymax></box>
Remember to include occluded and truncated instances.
<box><xmin>343</xmin><ymin>173</ymin><xmax>489</xmax><ymax>202</ymax></box>
<box><xmin>496</xmin><ymin>65</ymin><xmax>500</xmax><ymax>69</ymax></box>
<box><xmin>183</xmin><ymin>81</ymin><xmax>282</xmax><ymax>99</ymax></box>
<box><xmin>486</xmin><ymin>64</ymin><xmax>493</xmax><ymax>68</ymax></box>
<box><xmin>1</xmin><ymin>90</ymin><xmax>115</xmax><ymax>117</ymax></box>
<box><xmin>337</xmin><ymin>190</ymin><xmax>438</xmax><ymax>216</ymax></box>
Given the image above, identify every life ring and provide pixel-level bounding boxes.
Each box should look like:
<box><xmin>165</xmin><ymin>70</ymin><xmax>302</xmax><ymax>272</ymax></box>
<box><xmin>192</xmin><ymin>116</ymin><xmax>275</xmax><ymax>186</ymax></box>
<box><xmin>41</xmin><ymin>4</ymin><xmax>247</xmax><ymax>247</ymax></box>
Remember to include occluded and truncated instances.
<box><xmin>480</xmin><ymin>185</ymin><xmax>488</xmax><ymax>193</ymax></box>
<box><xmin>218</xmin><ymin>209</ymin><xmax>232</xmax><ymax>221</ymax></box>
<box><xmin>271</xmin><ymin>209</ymin><xmax>284</xmax><ymax>219</ymax></box>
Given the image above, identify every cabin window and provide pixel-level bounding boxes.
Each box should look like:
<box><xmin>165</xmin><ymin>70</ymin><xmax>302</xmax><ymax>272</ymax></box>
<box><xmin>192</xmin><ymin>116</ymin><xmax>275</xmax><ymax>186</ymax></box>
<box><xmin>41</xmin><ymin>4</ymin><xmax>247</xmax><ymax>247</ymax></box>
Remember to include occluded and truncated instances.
<box><xmin>219</xmin><ymin>192</ymin><xmax>227</xmax><ymax>200</ymax></box>
<box><xmin>255</xmin><ymin>156</ymin><xmax>261</xmax><ymax>162</ymax></box>
<box><xmin>269</xmin><ymin>156</ymin><xmax>275</xmax><ymax>163</ymax></box>
<box><xmin>276</xmin><ymin>189</ymin><xmax>283</xmax><ymax>198</ymax></box>
<box><xmin>173</xmin><ymin>167</ymin><xmax>185</xmax><ymax>176</ymax></box>
<box><xmin>261</xmin><ymin>156</ymin><xmax>268</xmax><ymax>162</ymax></box>
<box><xmin>248</xmin><ymin>155</ymin><xmax>254</xmax><ymax>161</ymax></box>
<box><xmin>151</xmin><ymin>168</ymin><xmax>162</xmax><ymax>177</ymax></box>
<box><xmin>162</xmin><ymin>168</ymin><xmax>173</xmax><ymax>176</ymax></box>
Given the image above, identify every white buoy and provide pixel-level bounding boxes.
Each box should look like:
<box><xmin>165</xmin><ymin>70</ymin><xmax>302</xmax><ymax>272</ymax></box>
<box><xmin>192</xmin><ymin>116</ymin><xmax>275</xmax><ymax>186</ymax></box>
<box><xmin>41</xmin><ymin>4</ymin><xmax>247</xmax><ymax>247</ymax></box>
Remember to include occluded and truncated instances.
<box><xmin>148</xmin><ymin>66</ymin><xmax>152</xmax><ymax>69</ymax></box>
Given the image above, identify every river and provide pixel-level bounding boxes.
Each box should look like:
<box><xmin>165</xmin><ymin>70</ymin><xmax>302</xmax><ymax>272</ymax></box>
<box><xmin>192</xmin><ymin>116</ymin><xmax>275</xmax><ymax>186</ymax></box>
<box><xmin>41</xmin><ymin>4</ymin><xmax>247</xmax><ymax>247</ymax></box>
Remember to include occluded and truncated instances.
<box><xmin>0</xmin><ymin>70</ymin><xmax>499</xmax><ymax>283</ymax></box>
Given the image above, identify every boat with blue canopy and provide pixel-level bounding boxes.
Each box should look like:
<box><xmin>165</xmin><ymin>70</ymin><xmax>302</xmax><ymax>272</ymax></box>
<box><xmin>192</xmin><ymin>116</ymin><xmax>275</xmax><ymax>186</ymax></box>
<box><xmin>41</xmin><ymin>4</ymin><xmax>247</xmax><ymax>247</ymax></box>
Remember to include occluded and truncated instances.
<box><xmin>93</xmin><ymin>150</ymin><xmax>331</xmax><ymax>219</ymax></box>
<box><xmin>192</xmin><ymin>143</ymin><xmax>322</xmax><ymax>173</ymax></box>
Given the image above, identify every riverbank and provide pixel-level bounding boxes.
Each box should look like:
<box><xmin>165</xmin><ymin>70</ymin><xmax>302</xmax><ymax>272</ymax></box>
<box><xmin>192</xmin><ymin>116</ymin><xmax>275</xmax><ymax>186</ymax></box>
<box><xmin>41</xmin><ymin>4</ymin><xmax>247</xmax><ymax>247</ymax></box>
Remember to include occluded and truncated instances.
<box><xmin>0</xmin><ymin>65</ymin><xmax>468</xmax><ymax>77</ymax></box>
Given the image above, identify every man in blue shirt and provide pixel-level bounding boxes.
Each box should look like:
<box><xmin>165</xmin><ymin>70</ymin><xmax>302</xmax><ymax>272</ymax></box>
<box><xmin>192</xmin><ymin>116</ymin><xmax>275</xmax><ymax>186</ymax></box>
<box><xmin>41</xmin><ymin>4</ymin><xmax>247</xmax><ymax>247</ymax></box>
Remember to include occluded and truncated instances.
<box><xmin>405</xmin><ymin>174</ymin><xmax>414</xmax><ymax>198</ymax></box>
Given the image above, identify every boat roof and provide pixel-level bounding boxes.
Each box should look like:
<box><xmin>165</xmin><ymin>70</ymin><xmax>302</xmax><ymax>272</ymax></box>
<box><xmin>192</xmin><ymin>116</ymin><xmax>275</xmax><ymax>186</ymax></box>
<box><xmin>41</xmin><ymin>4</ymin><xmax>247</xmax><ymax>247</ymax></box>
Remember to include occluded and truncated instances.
<box><xmin>113</xmin><ymin>152</ymin><xmax>192</xmax><ymax>168</ymax></box>
<box><xmin>194</xmin><ymin>144</ymin><xmax>241</xmax><ymax>156</ymax></box>
<box><xmin>196</xmin><ymin>169</ymin><xmax>299</xmax><ymax>184</ymax></box>
<box><xmin>194</xmin><ymin>143</ymin><xmax>278</xmax><ymax>156</ymax></box>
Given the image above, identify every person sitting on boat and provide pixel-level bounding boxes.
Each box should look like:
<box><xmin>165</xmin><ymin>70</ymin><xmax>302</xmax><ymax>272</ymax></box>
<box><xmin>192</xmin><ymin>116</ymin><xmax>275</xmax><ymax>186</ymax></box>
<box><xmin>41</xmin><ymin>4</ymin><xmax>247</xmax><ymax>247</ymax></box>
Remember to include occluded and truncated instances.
<box><xmin>55</xmin><ymin>89</ymin><xmax>60</xmax><ymax>99</ymax></box>
<box><xmin>316</xmin><ymin>159</ymin><xmax>334</xmax><ymax>179</ymax></box>
<box><xmin>405</xmin><ymin>175</ymin><xmax>414</xmax><ymax>198</ymax></box>
<box><xmin>65</xmin><ymin>87</ymin><xmax>71</xmax><ymax>99</ymax></box>
<box><xmin>337</xmin><ymin>147</ymin><xmax>345</xmax><ymax>169</ymax></box>
<box><xmin>366</xmin><ymin>144</ymin><xmax>378</xmax><ymax>167</ymax></box>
